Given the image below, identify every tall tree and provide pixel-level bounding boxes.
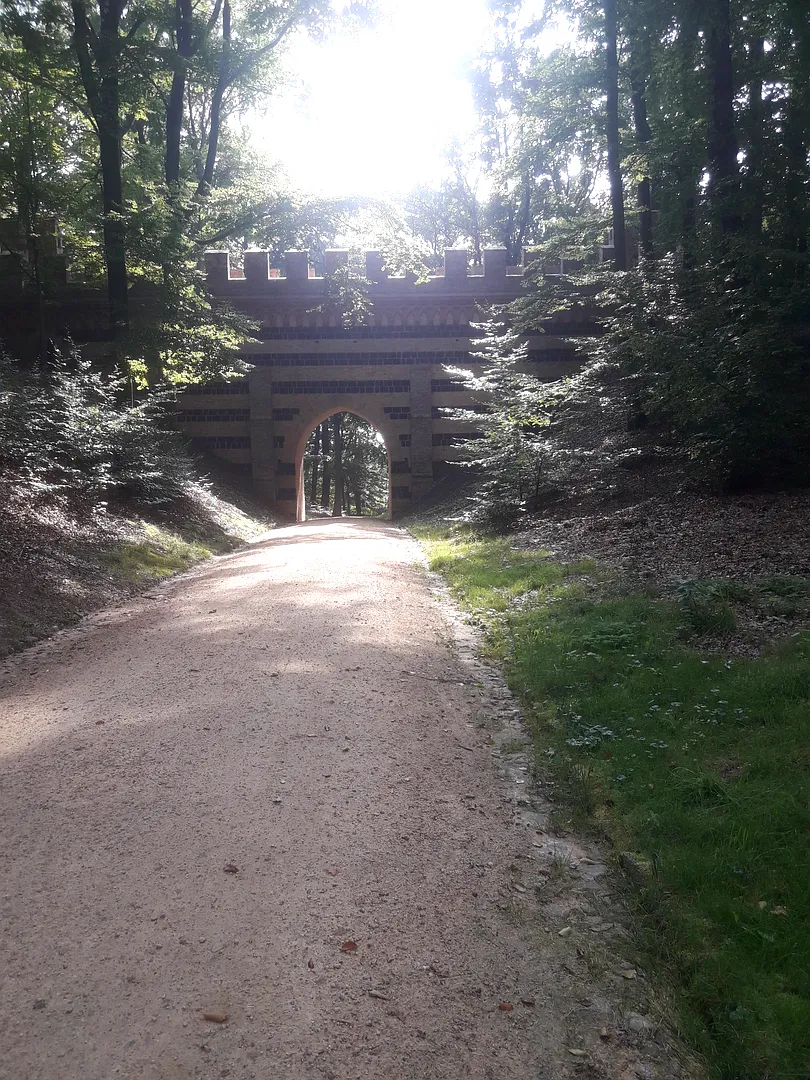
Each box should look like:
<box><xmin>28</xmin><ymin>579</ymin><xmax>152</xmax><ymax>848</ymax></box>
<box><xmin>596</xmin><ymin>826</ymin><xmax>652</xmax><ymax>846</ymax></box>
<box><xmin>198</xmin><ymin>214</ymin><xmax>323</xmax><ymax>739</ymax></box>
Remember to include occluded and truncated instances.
<box><xmin>705</xmin><ymin>0</ymin><xmax>741</xmax><ymax>234</ymax></box>
<box><xmin>628</xmin><ymin>19</ymin><xmax>654</xmax><ymax>256</ymax></box>
<box><xmin>69</xmin><ymin>0</ymin><xmax>142</xmax><ymax>335</ymax></box>
<box><xmin>309</xmin><ymin>423</ymin><xmax>321</xmax><ymax>506</ymax></box>
<box><xmin>320</xmin><ymin>419</ymin><xmax>331</xmax><ymax>510</ymax></box>
<box><xmin>331</xmin><ymin>413</ymin><xmax>344</xmax><ymax>517</ymax></box>
<box><xmin>603</xmin><ymin>0</ymin><xmax>627</xmax><ymax>268</ymax></box>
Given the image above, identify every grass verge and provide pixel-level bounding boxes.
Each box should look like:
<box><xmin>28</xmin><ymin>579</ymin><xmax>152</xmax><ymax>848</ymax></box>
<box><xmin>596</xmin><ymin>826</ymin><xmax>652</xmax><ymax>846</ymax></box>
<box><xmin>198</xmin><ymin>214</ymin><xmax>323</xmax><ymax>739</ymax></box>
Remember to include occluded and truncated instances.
<box><xmin>417</xmin><ymin>528</ymin><xmax>810</xmax><ymax>1080</ymax></box>
<box><xmin>101</xmin><ymin>522</ymin><xmax>213</xmax><ymax>583</ymax></box>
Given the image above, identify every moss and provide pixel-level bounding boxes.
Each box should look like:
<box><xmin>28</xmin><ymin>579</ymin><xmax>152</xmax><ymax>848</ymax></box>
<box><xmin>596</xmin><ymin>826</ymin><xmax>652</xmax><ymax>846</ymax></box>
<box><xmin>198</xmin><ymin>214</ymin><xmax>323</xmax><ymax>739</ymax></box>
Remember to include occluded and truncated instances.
<box><xmin>102</xmin><ymin>523</ymin><xmax>211</xmax><ymax>583</ymax></box>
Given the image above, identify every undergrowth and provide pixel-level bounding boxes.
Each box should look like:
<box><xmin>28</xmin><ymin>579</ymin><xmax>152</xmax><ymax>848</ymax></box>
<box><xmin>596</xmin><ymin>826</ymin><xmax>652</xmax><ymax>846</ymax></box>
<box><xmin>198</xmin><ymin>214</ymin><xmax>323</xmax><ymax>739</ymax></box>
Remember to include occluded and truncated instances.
<box><xmin>418</xmin><ymin>529</ymin><xmax>810</xmax><ymax>1080</ymax></box>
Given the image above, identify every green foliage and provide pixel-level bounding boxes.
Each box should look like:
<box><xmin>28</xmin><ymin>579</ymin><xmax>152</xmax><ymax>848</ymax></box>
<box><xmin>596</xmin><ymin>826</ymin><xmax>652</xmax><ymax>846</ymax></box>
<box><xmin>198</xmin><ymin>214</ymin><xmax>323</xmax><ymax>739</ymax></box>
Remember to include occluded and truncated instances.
<box><xmin>338</xmin><ymin>413</ymin><xmax>387</xmax><ymax>514</ymax></box>
<box><xmin>675</xmin><ymin>580</ymin><xmax>738</xmax><ymax>636</ymax></box>
<box><xmin>304</xmin><ymin>412</ymin><xmax>387</xmax><ymax>516</ymax></box>
<box><xmin>404</xmin><ymin>0</ymin><xmax>810</xmax><ymax>496</ymax></box>
<box><xmin>421</xmin><ymin>530</ymin><xmax>810</xmax><ymax>1079</ymax></box>
<box><xmin>317</xmin><ymin>263</ymin><xmax>371</xmax><ymax>330</ymax></box>
<box><xmin>588</xmin><ymin>252</ymin><xmax>810</xmax><ymax>488</ymax></box>
<box><xmin>0</xmin><ymin>0</ymin><xmax>377</xmax><ymax>383</ymax></box>
<box><xmin>0</xmin><ymin>348</ymin><xmax>196</xmax><ymax>505</ymax></box>
<box><xmin>442</xmin><ymin>313</ymin><xmax>569</xmax><ymax>528</ymax></box>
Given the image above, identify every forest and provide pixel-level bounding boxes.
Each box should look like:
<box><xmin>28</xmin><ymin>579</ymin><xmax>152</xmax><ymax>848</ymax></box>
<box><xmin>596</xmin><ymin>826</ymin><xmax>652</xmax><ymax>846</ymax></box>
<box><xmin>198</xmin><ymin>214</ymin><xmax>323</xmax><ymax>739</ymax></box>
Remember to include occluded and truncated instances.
<box><xmin>1</xmin><ymin>0</ymin><xmax>809</xmax><ymax>515</ymax></box>
<box><xmin>1</xmin><ymin>3</ymin><xmax>810</xmax><ymax>1074</ymax></box>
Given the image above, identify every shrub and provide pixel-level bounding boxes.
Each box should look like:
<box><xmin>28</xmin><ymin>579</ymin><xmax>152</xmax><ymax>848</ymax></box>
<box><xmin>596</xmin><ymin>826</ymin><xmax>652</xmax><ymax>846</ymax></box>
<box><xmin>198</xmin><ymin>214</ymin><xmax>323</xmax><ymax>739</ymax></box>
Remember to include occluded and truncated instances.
<box><xmin>675</xmin><ymin>579</ymin><xmax>739</xmax><ymax>636</ymax></box>
<box><xmin>0</xmin><ymin>348</ymin><xmax>196</xmax><ymax>507</ymax></box>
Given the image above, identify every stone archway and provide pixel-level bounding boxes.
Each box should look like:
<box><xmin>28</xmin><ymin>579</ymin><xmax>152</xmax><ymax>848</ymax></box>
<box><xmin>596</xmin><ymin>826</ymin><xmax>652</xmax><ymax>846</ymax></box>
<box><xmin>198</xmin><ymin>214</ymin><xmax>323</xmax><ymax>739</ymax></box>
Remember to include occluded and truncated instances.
<box><xmin>293</xmin><ymin>406</ymin><xmax>396</xmax><ymax>522</ymax></box>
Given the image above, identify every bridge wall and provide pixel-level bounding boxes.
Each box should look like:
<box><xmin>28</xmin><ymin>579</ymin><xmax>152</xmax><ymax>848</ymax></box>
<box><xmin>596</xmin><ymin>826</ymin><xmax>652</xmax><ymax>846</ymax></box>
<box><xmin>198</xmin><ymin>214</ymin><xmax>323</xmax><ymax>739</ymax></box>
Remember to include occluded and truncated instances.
<box><xmin>180</xmin><ymin>247</ymin><xmax>581</xmax><ymax>518</ymax></box>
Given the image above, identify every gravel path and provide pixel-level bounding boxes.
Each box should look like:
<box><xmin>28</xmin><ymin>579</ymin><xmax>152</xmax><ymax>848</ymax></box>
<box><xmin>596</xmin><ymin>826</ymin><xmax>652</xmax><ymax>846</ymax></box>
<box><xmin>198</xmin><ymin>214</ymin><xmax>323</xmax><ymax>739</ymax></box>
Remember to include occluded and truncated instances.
<box><xmin>2</xmin><ymin>519</ymin><xmax>584</xmax><ymax>1080</ymax></box>
<box><xmin>1</xmin><ymin>519</ymin><xmax>689</xmax><ymax>1080</ymax></box>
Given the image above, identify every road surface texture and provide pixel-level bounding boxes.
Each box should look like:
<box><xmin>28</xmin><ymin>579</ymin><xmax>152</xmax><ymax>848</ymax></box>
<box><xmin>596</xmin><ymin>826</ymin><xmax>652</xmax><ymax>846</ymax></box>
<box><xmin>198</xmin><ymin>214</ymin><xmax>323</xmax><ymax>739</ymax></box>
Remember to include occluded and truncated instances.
<box><xmin>1</xmin><ymin>520</ymin><xmax>680</xmax><ymax>1080</ymax></box>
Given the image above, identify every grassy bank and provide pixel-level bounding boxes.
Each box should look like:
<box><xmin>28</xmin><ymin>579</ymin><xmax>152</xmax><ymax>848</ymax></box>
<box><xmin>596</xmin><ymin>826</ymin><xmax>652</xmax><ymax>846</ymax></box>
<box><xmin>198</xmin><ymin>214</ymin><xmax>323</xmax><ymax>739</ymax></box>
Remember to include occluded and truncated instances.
<box><xmin>99</xmin><ymin>522</ymin><xmax>216</xmax><ymax>583</ymax></box>
<box><xmin>418</xmin><ymin>530</ymin><xmax>810</xmax><ymax>1080</ymax></box>
<box><xmin>0</xmin><ymin>476</ymin><xmax>273</xmax><ymax>658</ymax></box>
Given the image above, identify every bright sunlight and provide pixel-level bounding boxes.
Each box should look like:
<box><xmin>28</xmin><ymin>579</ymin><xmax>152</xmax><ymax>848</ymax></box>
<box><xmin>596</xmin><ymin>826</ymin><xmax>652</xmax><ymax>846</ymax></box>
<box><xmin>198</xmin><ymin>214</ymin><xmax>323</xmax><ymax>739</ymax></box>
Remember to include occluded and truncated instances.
<box><xmin>250</xmin><ymin>0</ymin><xmax>494</xmax><ymax>197</ymax></box>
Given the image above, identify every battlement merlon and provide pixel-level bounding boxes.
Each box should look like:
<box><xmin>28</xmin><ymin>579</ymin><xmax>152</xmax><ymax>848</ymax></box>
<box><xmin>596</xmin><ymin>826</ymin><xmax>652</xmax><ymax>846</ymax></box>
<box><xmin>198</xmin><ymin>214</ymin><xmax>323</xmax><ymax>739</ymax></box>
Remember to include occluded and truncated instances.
<box><xmin>204</xmin><ymin>248</ymin><xmax>526</xmax><ymax>300</ymax></box>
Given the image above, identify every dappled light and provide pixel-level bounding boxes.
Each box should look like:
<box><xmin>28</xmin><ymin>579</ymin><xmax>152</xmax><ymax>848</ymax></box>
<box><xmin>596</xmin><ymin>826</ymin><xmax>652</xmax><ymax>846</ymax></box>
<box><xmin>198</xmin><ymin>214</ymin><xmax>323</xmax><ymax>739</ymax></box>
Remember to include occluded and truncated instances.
<box><xmin>2</xmin><ymin>0</ymin><xmax>810</xmax><ymax>1074</ymax></box>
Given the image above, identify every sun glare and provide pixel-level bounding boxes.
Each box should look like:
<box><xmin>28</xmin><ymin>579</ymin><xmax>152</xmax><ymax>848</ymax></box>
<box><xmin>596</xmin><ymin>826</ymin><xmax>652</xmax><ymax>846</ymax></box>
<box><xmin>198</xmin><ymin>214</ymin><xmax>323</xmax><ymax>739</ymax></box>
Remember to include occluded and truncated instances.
<box><xmin>247</xmin><ymin>0</ymin><xmax>492</xmax><ymax>199</ymax></box>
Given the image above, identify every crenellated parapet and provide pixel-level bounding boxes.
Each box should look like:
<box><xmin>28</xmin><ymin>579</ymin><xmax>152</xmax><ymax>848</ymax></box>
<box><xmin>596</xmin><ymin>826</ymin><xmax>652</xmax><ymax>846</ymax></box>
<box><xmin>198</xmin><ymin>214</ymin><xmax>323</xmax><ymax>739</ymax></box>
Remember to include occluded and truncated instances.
<box><xmin>204</xmin><ymin>248</ymin><xmax>525</xmax><ymax>301</ymax></box>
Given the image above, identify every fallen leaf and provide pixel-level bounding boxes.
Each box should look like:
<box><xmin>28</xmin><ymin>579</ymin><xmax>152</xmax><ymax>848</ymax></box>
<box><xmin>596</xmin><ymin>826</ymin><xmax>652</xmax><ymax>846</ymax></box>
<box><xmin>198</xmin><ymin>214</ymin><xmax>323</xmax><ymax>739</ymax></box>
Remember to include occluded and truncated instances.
<box><xmin>757</xmin><ymin>900</ymin><xmax>768</xmax><ymax>909</ymax></box>
<box><xmin>223</xmin><ymin>863</ymin><xmax>239</xmax><ymax>874</ymax></box>
<box><xmin>620</xmin><ymin>969</ymin><xmax>637</xmax><ymax>980</ymax></box>
<box><xmin>325</xmin><ymin>868</ymin><xmax>340</xmax><ymax>877</ymax></box>
<box><xmin>498</xmin><ymin>1002</ymin><xmax>514</xmax><ymax>1012</ymax></box>
<box><xmin>340</xmin><ymin>941</ymin><xmax>358</xmax><ymax>953</ymax></box>
<box><xmin>568</xmin><ymin>1048</ymin><xmax>587</xmax><ymax>1057</ymax></box>
<box><xmin>202</xmin><ymin>1011</ymin><xmax>228</xmax><ymax>1024</ymax></box>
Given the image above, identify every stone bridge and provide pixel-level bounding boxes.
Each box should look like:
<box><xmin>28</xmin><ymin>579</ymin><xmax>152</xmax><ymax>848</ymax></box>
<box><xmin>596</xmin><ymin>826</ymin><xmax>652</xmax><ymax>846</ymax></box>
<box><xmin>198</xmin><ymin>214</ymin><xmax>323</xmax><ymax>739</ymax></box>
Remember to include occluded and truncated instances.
<box><xmin>178</xmin><ymin>248</ymin><xmax>581</xmax><ymax>519</ymax></box>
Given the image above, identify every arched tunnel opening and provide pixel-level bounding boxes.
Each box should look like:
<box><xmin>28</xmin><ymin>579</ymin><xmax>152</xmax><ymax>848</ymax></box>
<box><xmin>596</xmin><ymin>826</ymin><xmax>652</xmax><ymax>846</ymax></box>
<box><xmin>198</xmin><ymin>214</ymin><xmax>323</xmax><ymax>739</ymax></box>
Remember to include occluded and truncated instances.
<box><xmin>301</xmin><ymin>412</ymin><xmax>390</xmax><ymax>520</ymax></box>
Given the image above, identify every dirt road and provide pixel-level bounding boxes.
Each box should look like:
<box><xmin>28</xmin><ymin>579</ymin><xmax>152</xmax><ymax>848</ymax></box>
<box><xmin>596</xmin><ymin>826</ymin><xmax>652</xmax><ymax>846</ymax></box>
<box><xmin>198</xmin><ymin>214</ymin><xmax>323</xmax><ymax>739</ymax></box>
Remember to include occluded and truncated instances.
<box><xmin>0</xmin><ymin>519</ymin><xmax>664</xmax><ymax>1080</ymax></box>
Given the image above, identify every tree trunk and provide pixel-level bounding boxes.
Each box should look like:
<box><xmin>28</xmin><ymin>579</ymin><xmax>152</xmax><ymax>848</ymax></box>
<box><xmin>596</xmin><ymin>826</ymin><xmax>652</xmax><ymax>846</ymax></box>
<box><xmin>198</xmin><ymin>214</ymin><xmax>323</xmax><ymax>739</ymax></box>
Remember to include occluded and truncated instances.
<box><xmin>196</xmin><ymin>0</ymin><xmax>230</xmax><ymax>198</ymax></box>
<box><xmin>165</xmin><ymin>0</ymin><xmax>193</xmax><ymax>188</ymax></box>
<box><xmin>706</xmin><ymin>0</ymin><xmax>741</xmax><ymax>234</ymax></box>
<box><xmin>331</xmin><ymin>414</ymin><xmax>344</xmax><ymax>517</ymax></box>
<box><xmin>309</xmin><ymin>425</ymin><xmax>321</xmax><ymax>505</ymax></box>
<box><xmin>676</xmin><ymin>12</ymin><xmax>701</xmax><ymax>258</ymax></box>
<box><xmin>604</xmin><ymin>0</ymin><xmax>627</xmax><ymax>269</ymax></box>
<box><xmin>71</xmin><ymin>0</ymin><xmax>129</xmax><ymax>336</ymax></box>
<box><xmin>783</xmin><ymin>77</ymin><xmax>809</xmax><ymax>266</ymax></box>
<box><xmin>320</xmin><ymin>422</ymin><xmax>331</xmax><ymax>509</ymax></box>
<box><xmin>21</xmin><ymin>85</ymin><xmax>48</xmax><ymax>371</ymax></box>
<box><xmin>746</xmin><ymin>37</ymin><xmax>765</xmax><ymax>239</ymax></box>
<box><xmin>510</xmin><ymin>176</ymin><xmax>532</xmax><ymax>265</ymax></box>
<box><xmin>98</xmin><ymin>102</ymin><xmax>128</xmax><ymax>334</ymax></box>
<box><xmin>471</xmin><ymin>204</ymin><xmax>482</xmax><ymax>268</ymax></box>
<box><xmin>629</xmin><ymin>55</ymin><xmax>654</xmax><ymax>257</ymax></box>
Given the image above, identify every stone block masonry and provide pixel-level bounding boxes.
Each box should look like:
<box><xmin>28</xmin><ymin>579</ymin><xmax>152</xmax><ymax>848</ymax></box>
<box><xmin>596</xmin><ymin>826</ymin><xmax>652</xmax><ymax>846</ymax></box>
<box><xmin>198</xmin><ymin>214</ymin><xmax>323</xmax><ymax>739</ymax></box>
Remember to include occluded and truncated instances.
<box><xmin>177</xmin><ymin>248</ymin><xmax>581</xmax><ymax>519</ymax></box>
